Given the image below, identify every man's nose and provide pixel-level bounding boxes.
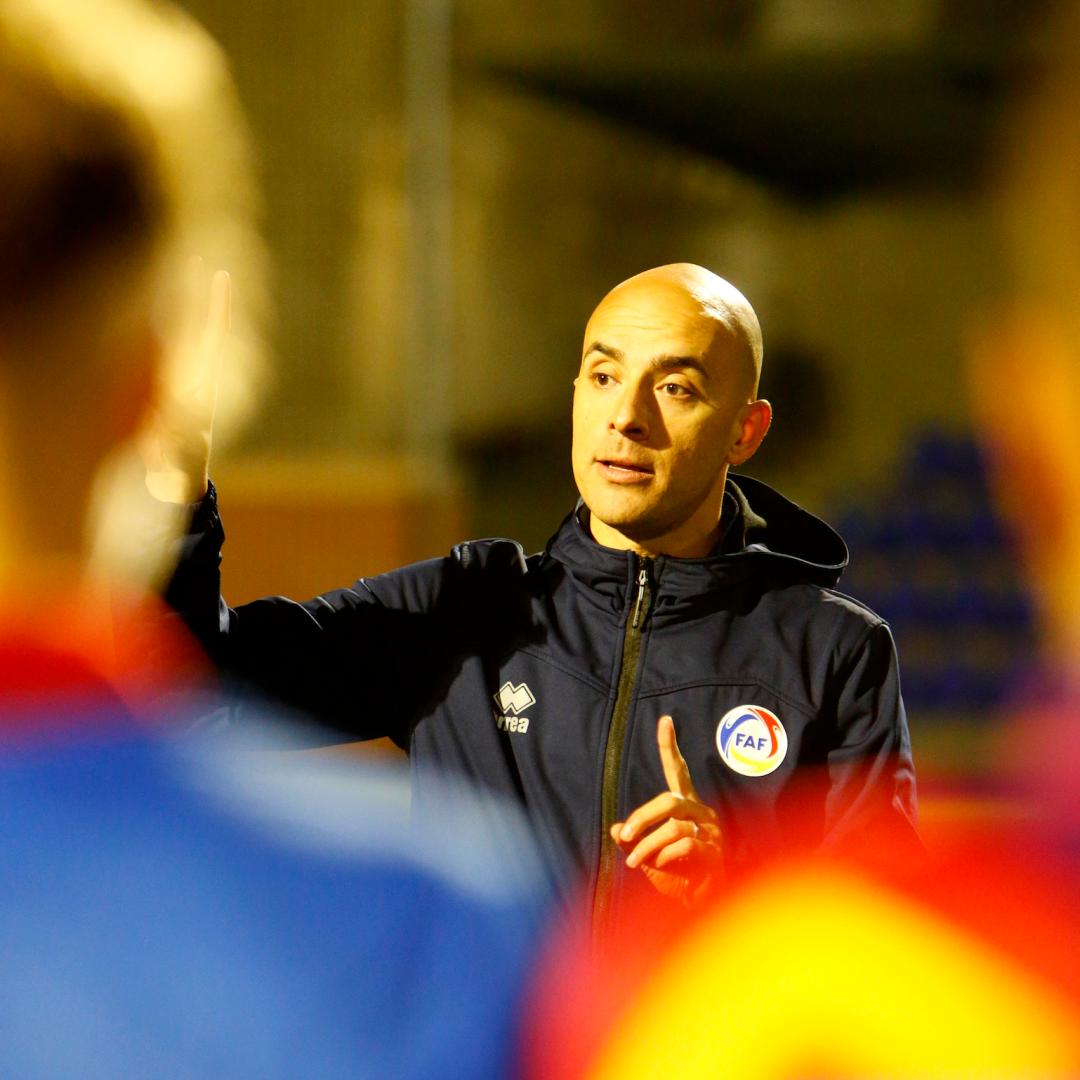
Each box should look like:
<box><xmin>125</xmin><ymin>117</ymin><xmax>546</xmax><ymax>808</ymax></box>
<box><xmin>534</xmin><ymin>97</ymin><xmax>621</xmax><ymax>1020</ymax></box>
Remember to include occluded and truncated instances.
<box><xmin>609</xmin><ymin>383</ymin><xmax>652</xmax><ymax>440</ymax></box>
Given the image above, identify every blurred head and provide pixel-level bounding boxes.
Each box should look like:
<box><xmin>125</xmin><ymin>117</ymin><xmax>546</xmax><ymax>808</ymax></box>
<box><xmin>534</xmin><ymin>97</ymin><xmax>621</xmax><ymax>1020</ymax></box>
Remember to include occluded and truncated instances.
<box><xmin>967</xmin><ymin>0</ymin><xmax>1080</xmax><ymax>830</ymax></box>
<box><xmin>0</xmin><ymin>10</ymin><xmax>167</xmax><ymax>572</ymax></box>
<box><xmin>0</xmin><ymin>52</ymin><xmax>165</xmax><ymax>352</ymax></box>
<box><xmin>0</xmin><ymin>0</ymin><xmax>262</xmax><ymax>586</ymax></box>
<box><xmin>571</xmin><ymin>264</ymin><xmax>771</xmax><ymax>558</ymax></box>
<box><xmin>969</xmin><ymin>1</ymin><xmax>1080</xmax><ymax>667</ymax></box>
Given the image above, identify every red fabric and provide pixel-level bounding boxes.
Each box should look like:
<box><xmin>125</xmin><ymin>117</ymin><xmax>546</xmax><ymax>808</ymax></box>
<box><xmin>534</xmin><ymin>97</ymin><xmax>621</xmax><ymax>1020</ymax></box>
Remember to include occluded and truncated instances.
<box><xmin>0</xmin><ymin>587</ymin><xmax>210</xmax><ymax>738</ymax></box>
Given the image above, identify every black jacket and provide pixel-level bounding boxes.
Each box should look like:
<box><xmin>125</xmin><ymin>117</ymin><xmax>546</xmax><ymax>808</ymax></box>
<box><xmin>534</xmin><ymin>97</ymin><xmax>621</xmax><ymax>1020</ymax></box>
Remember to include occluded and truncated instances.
<box><xmin>169</xmin><ymin>474</ymin><xmax>917</xmax><ymax>914</ymax></box>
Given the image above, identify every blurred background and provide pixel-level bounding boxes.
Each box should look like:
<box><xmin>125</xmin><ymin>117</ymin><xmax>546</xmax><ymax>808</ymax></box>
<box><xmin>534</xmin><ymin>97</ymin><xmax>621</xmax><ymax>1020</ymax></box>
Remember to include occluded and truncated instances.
<box><xmin>173</xmin><ymin>0</ymin><xmax>1058</xmax><ymax>809</ymax></box>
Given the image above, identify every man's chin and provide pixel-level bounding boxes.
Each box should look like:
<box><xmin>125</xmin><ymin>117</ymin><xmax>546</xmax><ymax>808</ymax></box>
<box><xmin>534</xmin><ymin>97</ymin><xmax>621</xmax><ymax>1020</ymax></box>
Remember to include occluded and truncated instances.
<box><xmin>584</xmin><ymin>499</ymin><xmax>666</xmax><ymax>546</ymax></box>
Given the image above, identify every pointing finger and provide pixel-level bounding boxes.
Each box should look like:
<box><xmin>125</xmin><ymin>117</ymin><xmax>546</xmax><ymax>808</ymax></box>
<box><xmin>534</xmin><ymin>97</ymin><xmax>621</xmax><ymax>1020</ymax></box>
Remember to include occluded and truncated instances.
<box><xmin>657</xmin><ymin>715</ymin><xmax>697</xmax><ymax>799</ymax></box>
<box><xmin>194</xmin><ymin>269</ymin><xmax>231</xmax><ymax>411</ymax></box>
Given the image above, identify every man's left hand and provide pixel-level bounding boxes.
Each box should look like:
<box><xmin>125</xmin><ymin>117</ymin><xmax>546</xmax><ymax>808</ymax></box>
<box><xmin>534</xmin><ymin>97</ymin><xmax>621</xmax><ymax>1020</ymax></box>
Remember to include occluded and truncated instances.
<box><xmin>611</xmin><ymin>714</ymin><xmax>723</xmax><ymax>908</ymax></box>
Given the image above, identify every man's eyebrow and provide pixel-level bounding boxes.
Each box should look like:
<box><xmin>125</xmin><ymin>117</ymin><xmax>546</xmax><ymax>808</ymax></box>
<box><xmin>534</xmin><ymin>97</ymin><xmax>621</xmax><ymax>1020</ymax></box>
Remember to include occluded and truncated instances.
<box><xmin>651</xmin><ymin>355</ymin><xmax>709</xmax><ymax>379</ymax></box>
<box><xmin>583</xmin><ymin>341</ymin><xmax>623</xmax><ymax>361</ymax></box>
<box><xmin>582</xmin><ymin>343</ymin><xmax>710</xmax><ymax>380</ymax></box>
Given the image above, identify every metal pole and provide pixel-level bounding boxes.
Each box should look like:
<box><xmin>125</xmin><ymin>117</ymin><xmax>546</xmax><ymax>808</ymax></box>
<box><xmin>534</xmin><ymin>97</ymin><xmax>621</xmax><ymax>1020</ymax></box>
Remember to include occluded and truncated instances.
<box><xmin>403</xmin><ymin>0</ymin><xmax>454</xmax><ymax>466</ymax></box>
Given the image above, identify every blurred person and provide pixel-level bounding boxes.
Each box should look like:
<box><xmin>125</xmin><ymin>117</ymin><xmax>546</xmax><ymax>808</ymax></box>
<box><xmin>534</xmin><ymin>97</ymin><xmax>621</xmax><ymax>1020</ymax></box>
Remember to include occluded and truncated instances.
<box><xmin>522</xmin><ymin>831</ymin><xmax>1080</xmax><ymax>1078</ymax></box>
<box><xmin>0</xmin><ymin>1</ymin><xmax>547</xmax><ymax>1076</ymax></box>
<box><xmin>966</xmin><ymin>0</ymin><xmax>1080</xmax><ymax>851</ymax></box>
<box><xmin>159</xmin><ymin>262</ymin><xmax>918</xmax><ymax>927</ymax></box>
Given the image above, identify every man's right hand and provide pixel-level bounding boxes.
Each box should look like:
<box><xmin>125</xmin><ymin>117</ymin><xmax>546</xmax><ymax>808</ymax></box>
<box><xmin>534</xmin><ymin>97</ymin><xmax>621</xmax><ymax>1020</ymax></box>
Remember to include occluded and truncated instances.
<box><xmin>610</xmin><ymin>715</ymin><xmax>723</xmax><ymax>908</ymax></box>
<box><xmin>143</xmin><ymin>261</ymin><xmax>231</xmax><ymax>504</ymax></box>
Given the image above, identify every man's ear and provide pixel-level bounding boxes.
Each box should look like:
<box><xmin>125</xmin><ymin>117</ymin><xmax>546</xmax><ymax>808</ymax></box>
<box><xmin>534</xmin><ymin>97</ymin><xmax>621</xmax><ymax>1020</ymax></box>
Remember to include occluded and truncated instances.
<box><xmin>727</xmin><ymin>399</ymin><xmax>772</xmax><ymax>466</ymax></box>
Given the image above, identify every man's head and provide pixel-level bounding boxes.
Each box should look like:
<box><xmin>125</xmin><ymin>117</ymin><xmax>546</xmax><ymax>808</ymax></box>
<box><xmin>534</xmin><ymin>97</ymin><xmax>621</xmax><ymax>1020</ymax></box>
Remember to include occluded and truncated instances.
<box><xmin>571</xmin><ymin>263</ymin><xmax>771</xmax><ymax>557</ymax></box>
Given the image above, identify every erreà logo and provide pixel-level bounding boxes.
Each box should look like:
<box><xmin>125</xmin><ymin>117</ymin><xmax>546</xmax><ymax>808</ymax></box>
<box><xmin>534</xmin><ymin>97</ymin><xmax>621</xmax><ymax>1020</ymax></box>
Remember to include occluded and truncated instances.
<box><xmin>493</xmin><ymin>681</ymin><xmax>534</xmax><ymax>734</ymax></box>
<box><xmin>716</xmin><ymin>705</ymin><xmax>787</xmax><ymax>777</ymax></box>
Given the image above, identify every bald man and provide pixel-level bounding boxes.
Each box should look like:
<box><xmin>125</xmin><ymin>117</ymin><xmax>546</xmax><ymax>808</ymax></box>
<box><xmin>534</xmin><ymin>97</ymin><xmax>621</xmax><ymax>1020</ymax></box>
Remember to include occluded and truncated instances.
<box><xmin>164</xmin><ymin>263</ymin><xmax>918</xmax><ymax>922</ymax></box>
<box><xmin>573</xmin><ymin>266</ymin><xmax>769</xmax><ymax>559</ymax></box>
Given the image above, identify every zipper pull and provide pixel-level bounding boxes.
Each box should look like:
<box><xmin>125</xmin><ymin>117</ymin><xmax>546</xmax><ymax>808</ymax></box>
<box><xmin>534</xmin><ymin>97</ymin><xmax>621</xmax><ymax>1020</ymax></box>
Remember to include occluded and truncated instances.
<box><xmin>632</xmin><ymin>563</ymin><xmax>649</xmax><ymax>629</ymax></box>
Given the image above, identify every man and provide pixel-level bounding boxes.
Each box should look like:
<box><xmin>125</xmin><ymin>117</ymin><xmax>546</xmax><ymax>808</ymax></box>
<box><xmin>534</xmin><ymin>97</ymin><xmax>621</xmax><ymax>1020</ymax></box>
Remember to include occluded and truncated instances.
<box><xmin>523</xmin><ymin>18</ymin><xmax>1080</xmax><ymax>1067</ymax></box>
<box><xmin>0</xmin><ymin>1</ymin><xmax>546</xmax><ymax>1075</ymax></box>
<box><xmin>164</xmin><ymin>262</ymin><xmax>918</xmax><ymax>921</ymax></box>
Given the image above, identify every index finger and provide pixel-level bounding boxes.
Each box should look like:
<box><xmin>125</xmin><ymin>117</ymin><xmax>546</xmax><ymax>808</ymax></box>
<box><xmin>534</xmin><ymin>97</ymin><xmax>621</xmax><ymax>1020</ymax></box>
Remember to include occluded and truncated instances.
<box><xmin>657</xmin><ymin>714</ymin><xmax>697</xmax><ymax>799</ymax></box>
<box><xmin>195</xmin><ymin>268</ymin><xmax>231</xmax><ymax>406</ymax></box>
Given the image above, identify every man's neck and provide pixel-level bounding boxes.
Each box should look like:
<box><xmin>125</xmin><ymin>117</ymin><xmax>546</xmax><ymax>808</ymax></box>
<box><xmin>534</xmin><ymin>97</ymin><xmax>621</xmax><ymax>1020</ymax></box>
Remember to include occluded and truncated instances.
<box><xmin>588</xmin><ymin>505</ymin><xmax>734</xmax><ymax>559</ymax></box>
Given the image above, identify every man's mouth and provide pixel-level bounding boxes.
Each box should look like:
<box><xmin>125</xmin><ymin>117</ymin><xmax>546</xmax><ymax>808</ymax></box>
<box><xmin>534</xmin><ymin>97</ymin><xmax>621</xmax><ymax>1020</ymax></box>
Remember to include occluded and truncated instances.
<box><xmin>596</xmin><ymin>458</ymin><xmax>654</xmax><ymax>481</ymax></box>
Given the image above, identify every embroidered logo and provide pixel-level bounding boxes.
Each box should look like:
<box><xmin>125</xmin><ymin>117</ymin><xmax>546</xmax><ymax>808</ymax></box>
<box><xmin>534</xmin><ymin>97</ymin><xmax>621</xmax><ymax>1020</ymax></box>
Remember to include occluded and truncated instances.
<box><xmin>494</xmin><ymin>681</ymin><xmax>535</xmax><ymax>715</ymax></box>
<box><xmin>716</xmin><ymin>705</ymin><xmax>788</xmax><ymax>776</ymax></box>
<box><xmin>493</xmin><ymin>681</ymin><xmax>534</xmax><ymax>734</ymax></box>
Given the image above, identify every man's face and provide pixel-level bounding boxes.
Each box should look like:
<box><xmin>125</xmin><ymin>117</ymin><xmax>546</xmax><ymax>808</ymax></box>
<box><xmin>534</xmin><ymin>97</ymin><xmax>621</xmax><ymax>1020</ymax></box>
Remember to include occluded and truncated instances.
<box><xmin>571</xmin><ymin>280</ymin><xmax>753</xmax><ymax>554</ymax></box>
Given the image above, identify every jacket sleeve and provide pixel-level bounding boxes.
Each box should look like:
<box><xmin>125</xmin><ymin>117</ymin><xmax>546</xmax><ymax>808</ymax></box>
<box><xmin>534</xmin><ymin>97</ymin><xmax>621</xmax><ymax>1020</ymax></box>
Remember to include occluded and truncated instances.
<box><xmin>818</xmin><ymin>620</ymin><xmax>922</xmax><ymax>864</ymax></box>
<box><xmin>163</xmin><ymin>481</ymin><xmax>458</xmax><ymax>747</ymax></box>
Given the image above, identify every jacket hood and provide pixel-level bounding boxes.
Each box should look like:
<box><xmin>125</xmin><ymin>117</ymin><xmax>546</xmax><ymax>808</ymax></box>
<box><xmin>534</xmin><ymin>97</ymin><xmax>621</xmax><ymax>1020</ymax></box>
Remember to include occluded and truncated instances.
<box><xmin>546</xmin><ymin>474</ymin><xmax>848</xmax><ymax>611</ymax></box>
<box><xmin>723</xmin><ymin>474</ymin><xmax>848</xmax><ymax>586</ymax></box>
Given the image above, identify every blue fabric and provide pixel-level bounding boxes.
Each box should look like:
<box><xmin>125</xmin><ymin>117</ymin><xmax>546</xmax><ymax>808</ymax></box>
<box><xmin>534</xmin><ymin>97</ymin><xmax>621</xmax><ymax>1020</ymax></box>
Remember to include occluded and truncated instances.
<box><xmin>0</xmin><ymin>722</ymin><xmax>548</xmax><ymax>1078</ymax></box>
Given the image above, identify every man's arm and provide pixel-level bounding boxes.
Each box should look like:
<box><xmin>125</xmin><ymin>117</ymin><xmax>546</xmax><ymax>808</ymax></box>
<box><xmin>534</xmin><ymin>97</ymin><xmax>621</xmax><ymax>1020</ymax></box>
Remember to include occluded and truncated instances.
<box><xmin>162</xmin><ymin>475</ymin><xmax>482</xmax><ymax>745</ymax></box>
<box><xmin>143</xmin><ymin>267</ymin><xmax>444</xmax><ymax>744</ymax></box>
<box><xmin>818</xmin><ymin>619</ymin><xmax>921</xmax><ymax>863</ymax></box>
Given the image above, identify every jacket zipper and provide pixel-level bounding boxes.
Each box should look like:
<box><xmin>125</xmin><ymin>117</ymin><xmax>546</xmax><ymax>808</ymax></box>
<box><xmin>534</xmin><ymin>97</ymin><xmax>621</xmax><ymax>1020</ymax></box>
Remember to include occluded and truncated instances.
<box><xmin>592</xmin><ymin>554</ymin><xmax>652</xmax><ymax>940</ymax></box>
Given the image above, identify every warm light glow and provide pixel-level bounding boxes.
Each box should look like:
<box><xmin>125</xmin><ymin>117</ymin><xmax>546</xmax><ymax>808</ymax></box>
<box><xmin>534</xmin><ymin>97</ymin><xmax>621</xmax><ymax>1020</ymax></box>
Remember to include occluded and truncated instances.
<box><xmin>589</xmin><ymin>866</ymin><xmax>1079</xmax><ymax>1079</ymax></box>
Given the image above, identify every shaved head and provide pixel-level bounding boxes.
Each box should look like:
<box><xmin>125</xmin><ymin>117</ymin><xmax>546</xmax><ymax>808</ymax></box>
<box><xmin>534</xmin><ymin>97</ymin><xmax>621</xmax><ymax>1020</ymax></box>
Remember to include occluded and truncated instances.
<box><xmin>573</xmin><ymin>263</ymin><xmax>772</xmax><ymax>557</ymax></box>
<box><xmin>586</xmin><ymin>263</ymin><xmax>764</xmax><ymax>398</ymax></box>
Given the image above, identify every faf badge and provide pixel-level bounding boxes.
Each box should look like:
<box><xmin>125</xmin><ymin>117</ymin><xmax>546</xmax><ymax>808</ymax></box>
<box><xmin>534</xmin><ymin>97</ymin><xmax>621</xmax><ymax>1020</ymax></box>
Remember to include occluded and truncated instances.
<box><xmin>716</xmin><ymin>704</ymin><xmax>788</xmax><ymax>777</ymax></box>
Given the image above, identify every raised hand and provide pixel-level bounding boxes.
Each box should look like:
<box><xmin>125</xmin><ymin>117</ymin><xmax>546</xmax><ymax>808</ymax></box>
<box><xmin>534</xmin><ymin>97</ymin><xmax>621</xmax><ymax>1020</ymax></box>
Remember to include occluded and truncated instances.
<box><xmin>610</xmin><ymin>714</ymin><xmax>723</xmax><ymax>908</ymax></box>
<box><xmin>143</xmin><ymin>260</ymin><xmax>231</xmax><ymax>504</ymax></box>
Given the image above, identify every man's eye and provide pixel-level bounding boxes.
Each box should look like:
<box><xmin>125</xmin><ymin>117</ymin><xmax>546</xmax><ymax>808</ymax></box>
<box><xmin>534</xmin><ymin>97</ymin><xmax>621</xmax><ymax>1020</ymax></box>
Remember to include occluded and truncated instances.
<box><xmin>660</xmin><ymin>382</ymin><xmax>692</xmax><ymax>398</ymax></box>
<box><xmin>593</xmin><ymin>372</ymin><xmax>614</xmax><ymax>387</ymax></box>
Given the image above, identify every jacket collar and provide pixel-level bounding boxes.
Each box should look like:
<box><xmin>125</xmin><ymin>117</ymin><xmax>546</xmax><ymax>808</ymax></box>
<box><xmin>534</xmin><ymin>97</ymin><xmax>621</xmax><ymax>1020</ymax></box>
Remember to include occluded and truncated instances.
<box><xmin>546</xmin><ymin>476</ymin><xmax>848</xmax><ymax>616</ymax></box>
